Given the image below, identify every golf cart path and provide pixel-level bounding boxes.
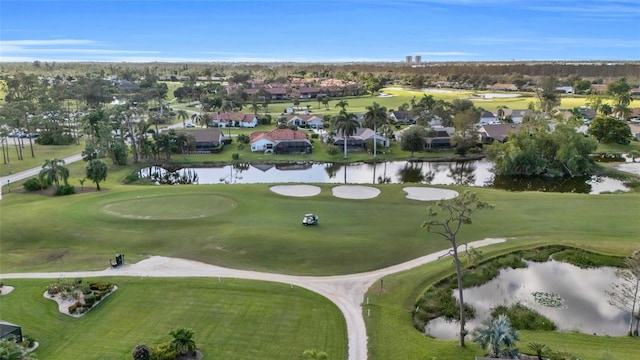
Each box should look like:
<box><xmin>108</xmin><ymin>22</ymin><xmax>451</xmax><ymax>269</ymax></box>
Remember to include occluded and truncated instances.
<box><xmin>1</xmin><ymin>238</ymin><xmax>505</xmax><ymax>360</ymax></box>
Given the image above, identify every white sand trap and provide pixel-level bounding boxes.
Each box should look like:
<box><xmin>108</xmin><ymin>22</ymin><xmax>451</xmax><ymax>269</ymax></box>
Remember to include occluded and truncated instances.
<box><xmin>403</xmin><ymin>187</ymin><xmax>459</xmax><ymax>201</ymax></box>
<box><xmin>270</xmin><ymin>185</ymin><xmax>321</xmax><ymax>197</ymax></box>
<box><xmin>332</xmin><ymin>185</ymin><xmax>380</xmax><ymax>199</ymax></box>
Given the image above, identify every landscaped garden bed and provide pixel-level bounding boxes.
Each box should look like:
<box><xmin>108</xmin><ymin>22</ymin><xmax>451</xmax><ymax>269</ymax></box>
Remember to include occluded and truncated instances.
<box><xmin>44</xmin><ymin>278</ymin><xmax>116</xmax><ymax>317</ymax></box>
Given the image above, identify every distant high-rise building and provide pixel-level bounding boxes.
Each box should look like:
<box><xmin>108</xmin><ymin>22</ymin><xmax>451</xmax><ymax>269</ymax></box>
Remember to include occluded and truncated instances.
<box><xmin>415</xmin><ymin>55</ymin><xmax>422</xmax><ymax>63</ymax></box>
<box><xmin>406</xmin><ymin>55</ymin><xmax>413</xmax><ymax>63</ymax></box>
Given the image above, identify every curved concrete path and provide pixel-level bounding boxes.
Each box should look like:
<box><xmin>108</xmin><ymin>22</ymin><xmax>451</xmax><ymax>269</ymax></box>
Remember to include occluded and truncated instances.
<box><xmin>0</xmin><ymin>238</ymin><xmax>505</xmax><ymax>360</ymax></box>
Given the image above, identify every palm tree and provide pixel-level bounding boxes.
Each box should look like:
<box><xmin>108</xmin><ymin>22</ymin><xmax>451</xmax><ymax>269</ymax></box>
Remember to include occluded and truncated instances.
<box><xmin>472</xmin><ymin>315</ymin><xmax>520</xmax><ymax>358</ymax></box>
<box><xmin>334</xmin><ymin>99</ymin><xmax>349</xmax><ymax>112</ymax></box>
<box><xmin>169</xmin><ymin>328</ymin><xmax>196</xmax><ymax>356</ymax></box>
<box><xmin>0</xmin><ymin>339</ymin><xmax>35</xmax><ymax>360</ymax></box>
<box><xmin>332</xmin><ymin>111</ymin><xmax>359</xmax><ymax>159</ymax></box>
<box><xmin>39</xmin><ymin>158</ymin><xmax>69</xmax><ymax>189</ymax></box>
<box><xmin>363</xmin><ymin>102</ymin><xmax>388</xmax><ymax>158</ymax></box>
<box><xmin>85</xmin><ymin>159</ymin><xmax>108</xmax><ymax>191</ymax></box>
<box><xmin>176</xmin><ymin>109</ymin><xmax>189</xmax><ymax>128</ymax></box>
<box><xmin>527</xmin><ymin>342</ymin><xmax>549</xmax><ymax>360</ymax></box>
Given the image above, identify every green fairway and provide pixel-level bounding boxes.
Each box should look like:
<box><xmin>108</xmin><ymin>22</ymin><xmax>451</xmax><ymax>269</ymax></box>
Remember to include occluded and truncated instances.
<box><xmin>1</xmin><ymin>183</ymin><xmax>639</xmax><ymax>275</ymax></box>
<box><xmin>0</xmin><ymin>277</ymin><xmax>346</xmax><ymax>360</ymax></box>
<box><xmin>364</xmin><ymin>241</ymin><xmax>640</xmax><ymax>360</ymax></box>
<box><xmin>102</xmin><ymin>193</ymin><xmax>237</xmax><ymax>220</ymax></box>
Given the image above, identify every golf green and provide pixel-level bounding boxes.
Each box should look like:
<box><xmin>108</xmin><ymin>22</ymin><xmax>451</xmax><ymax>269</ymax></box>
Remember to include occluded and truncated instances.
<box><xmin>101</xmin><ymin>194</ymin><xmax>237</xmax><ymax>220</ymax></box>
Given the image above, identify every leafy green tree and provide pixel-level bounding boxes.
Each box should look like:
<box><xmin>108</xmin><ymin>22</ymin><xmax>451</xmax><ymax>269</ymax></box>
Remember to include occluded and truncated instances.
<box><xmin>332</xmin><ymin>111</ymin><xmax>359</xmax><ymax>159</ymax></box>
<box><xmin>39</xmin><ymin>158</ymin><xmax>69</xmax><ymax>189</ymax></box>
<box><xmin>588</xmin><ymin>116</ymin><xmax>632</xmax><ymax>144</ymax></box>
<box><xmin>400</xmin><ymin>126</ymin><xmax>426</xmax><ymax>157</ymax></box>
<box><xmin>85</xmin><ymin>159</ymin><xmax>108</xmax><ymax>191</ymax></box>
<box><xmin>472</xmin><ymin>314</ymin><xmax>520</xmax><ymax>358</ymax></box>
<box><xmin>363</xmin><ymin>102</ymin><xmax>388</xmax><ymax>158</ymax></box>
<box><xmin>487</xmin><ymin>123</ymin><xmax>597</xmax><ymax>177</ymax></box>
<box><xmin>423</xmin><ymin>191</ymin><xmax>492</xmax><ymax>347</ymax></box>
<box><xmin>169</xmin><ymin>328</ymin><xmax>196</xmax><ymax>356</ymax></box>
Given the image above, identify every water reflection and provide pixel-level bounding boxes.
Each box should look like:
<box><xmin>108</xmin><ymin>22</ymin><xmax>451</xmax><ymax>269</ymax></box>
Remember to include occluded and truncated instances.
<box><xmin>425</xmin><ymin>261</ymin><xmax>628</xmax><ymax>338</ymax></box>
<box><xmin>136</xmin><ymin>160</ymin><xmax>628</xmax><ymax>194</ymax></box>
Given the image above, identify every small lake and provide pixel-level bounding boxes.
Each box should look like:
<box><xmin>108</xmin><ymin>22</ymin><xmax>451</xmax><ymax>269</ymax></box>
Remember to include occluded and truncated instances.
<box><xmin>425</xmin><ymin>261</ymin><xmax>629</xmax><ymax>338</ymax></box>
<box><xmin>138</xmin><ymin>159</ymin><xmax>629</xmax><ymax>194</ymax></box>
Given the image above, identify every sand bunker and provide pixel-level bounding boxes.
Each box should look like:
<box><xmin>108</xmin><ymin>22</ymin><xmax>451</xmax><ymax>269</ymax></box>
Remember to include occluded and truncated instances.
<box><xmin>332</xmin><ymin>185</ymin><xmax>380</xmax><ymax>199</ymax></box>
<box><xmin>403</xmin><ymin>187</ymin><xmax>459</xmax><ymax>201</ymax></box>
<box><xmin>270</xmin><ymin>185</ymin><xmax>321</xmax><ymax>197</ymax></box>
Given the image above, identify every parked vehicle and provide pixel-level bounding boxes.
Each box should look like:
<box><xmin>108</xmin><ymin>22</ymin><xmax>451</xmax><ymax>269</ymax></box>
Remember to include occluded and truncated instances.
<box><xmin>302</xmin><ymin>213</ymin><xmax>319</xmax><ymax>226</ymax></box>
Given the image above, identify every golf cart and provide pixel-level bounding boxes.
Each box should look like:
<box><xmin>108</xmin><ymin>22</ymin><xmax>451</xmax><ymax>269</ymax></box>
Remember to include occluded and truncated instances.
<box><xmin>302</xmin><ymin>213</ymin><xmax>318</xmax><ymax>226</ymax></box>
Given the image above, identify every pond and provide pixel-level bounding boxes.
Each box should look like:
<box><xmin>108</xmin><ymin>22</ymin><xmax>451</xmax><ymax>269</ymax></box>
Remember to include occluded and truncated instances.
<box><xmin>425</xmin><ymin>260</ymin><xmax>629</xmax><ymax>338</ymax></box>
<box><xmin>138</xmin><ymin>159</ymin><xmax>629</xmax><ymax>194</ymax></box>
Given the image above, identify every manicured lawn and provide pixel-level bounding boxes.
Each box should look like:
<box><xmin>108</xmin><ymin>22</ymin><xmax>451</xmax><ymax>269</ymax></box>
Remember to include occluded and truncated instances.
<box><xmin>364</xmin><ymin>241</ymin><xmax>640</xmax><ymax>360</ymax></box>
<box><xmin>1</xmin><ymin>181</ymin><xmax>639</xmax><ymax>275</ymax></box>
<box><xmin>0</xmin><ymin>140</ymin><xmax>85</xmax><ymax>177</ymax></box>
<box><xmin>0</xmin><ymin>277</ymin><xmax>346</xmax><ymax>360</ymax></box>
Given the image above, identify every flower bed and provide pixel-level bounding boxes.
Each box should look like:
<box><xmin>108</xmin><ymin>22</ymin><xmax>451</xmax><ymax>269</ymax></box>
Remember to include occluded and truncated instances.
<box><xmin>44</xmin><ymin>278</ymin><xmax>116</xmax><ymax>317</ymax></box>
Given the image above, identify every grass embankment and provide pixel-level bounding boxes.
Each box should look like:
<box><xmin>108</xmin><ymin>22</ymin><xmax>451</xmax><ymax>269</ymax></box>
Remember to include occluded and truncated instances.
<box><xmin>0</xmin><ymin>277</ymin><xmax>346</xmax><ymax>360</ymax></box>
<box><xmin>364</xmin><ymin>241</ymin><xmax>640</xmax><ymax>360</ymax></box>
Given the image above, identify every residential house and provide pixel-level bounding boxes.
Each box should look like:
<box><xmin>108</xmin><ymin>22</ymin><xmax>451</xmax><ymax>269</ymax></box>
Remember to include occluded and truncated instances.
<box><xmin>286</xmin><ymin>114</ymin><xmax>324</xmax><ymax>128</ymax></box>
<box><xmin>502</xmin><ymin>109</ymin><xmax>531</xmax><ymax>124</ymax></box>
<box><xmin>389</xmin><ymin>110</ymin><xmax>413</xmax><ymax>124</ymax></box>
<box><xmin>298</xmin><ymin>87</ymin><xmax>321</xmax><ymax>99</ymax></box>
<box><xmin>479</xmin><ymin>111</ymin><xmax>498</xmax><ymax>125</ymax></box>
<box><xmin>181</xmin><ymin>129</ymin><xmax>225</xmax><ymax>153</ymax></box>
<box><xmin>354</xmin><ymin>128</ymin><xmax>390</xmax><ymax>147</ymax></box>
<box><xmin>266</xmin><ymin>87</ymin><xmax>288</xmax><ymax>100</ymax></box>
<box><xmin>479</xmin><ymin>124</ymin><xmax>521</xmax><ymax>143</ymax></box>
<box><xmin>249</xmin><ymin>128</ymin><xmax>312</xmax><ymax>154</ymax></box>
<box><xmin>631</xmin><ymin>88</ymin><xmax>640</xmax><ymax>96</ymax></box>
<box><xmin>210</xmin><ymin>113</ymin><xmax>258</xmax><ymax>128</ymax></box>
<box><xmin>425</xmin><ymin>127</ymin><xmax>454</xmax><ymax>149</ymax></box>
<box><xmin>488</xmin><ymin>83</ymin><xmax>518</xmax><ymax>91</ymax></box>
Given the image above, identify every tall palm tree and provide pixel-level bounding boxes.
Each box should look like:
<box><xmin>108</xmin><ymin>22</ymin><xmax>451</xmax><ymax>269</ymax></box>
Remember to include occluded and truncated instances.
<box><xmin>39</xmin><ymin>158</ymin><xmax>69</xmax><ymax>189</ymax></box>
<box><xmin>169</xmin><ymin>328</ymin><xmax>196</xmax><ymax>356</ymax></box>
<box><xmin>472</xmin><ymin>315</ymin><xmax>520</xmax><ymax>358</ymax></box>
<box><xmin>176</xmin><ymin>109</ymin><xmax>189</xmax><ymax>128</ymax></box>
<box><xmin>363</xmin><ymin>102</ymin><xmax>388</xmax><ymax>158</ymax></box>
<box><xmin>333</xmin><ymin>111</ymin><xmax>359</xmax><ymax>159</ymax></box>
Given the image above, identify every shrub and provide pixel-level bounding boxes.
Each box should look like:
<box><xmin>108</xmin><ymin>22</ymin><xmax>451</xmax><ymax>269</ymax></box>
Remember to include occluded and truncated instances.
<box><xmin>232</xmin><ymin>153</ymin><xmax>240</xmax><ymax>160</ymax></box>
<box><xmin>491</xmin><ymin>303</ymin><xmax>556</xmax><ymax>330</ymax></box>
<box><xmin>310</xmin><ymin>133</ymin><xmax>319</xmax><ymax>139</ymax></box>
<box><xmin>23</xmin><ymin>178</ymin><xmax>45</xmax><ymax>191</ymax></box>
<box><xmin>326</xmin><ymin>146</ymin><xmax>341</xmax><ymax>156</ymax></box>
<box><xmin>150</xmin><ymin>342</ymin><xmax>177</xmax><ymax>360</ymax></box>
<box><xmin>237</xmin><ymin>134</ymin><xmax>250</xmax><ymax>144</ymax></box>
<box><xmin>68</xmin><ymin>305</ymin><xmax>77</xmax><ymax>314</ymax></box>
<box><xmin>223</xmin><ymin>138</ymin><xmax>233</xmax><ymax>145</ymax></box>
<box><xmin>84</xmin><ymin>294</ymin><xmax>96</xmax><ymax>306</ymax></box>
<box><xmin>0</xmin><ymin>280</ymin><xmax>4</xmax><ymax>288</ymax></box>
<box><xmin>123</xmin><ymin>172</ymin><xmax>140</xmax><ymax>184</ymax></box>
<box><xmin>21</xmin><ymin>335</ymin><xmax>35</xmax><ymax>348</ymax></box>
<box><xmin>133</xmin><ymin>344</ymin><xmax>151</xmax><ymax>360</ymax></box>
<box><xmin>54</xmin><ymin>184</ymin><xmax>75</xmax><ymax>196</ymax></box>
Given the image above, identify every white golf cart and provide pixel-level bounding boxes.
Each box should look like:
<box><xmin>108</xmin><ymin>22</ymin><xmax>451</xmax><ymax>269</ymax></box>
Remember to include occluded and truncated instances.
<box><xmin>302</xmin><ymin>213</ymin><xmax>319</xmax><ymax>226</ymax></box>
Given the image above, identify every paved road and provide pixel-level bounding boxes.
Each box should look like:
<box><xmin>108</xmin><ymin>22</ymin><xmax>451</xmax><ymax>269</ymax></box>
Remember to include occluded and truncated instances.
<box><xmin>0</xmin><ymin>238</ymin><xmax>506</xmax><ymax>359</ymax></box>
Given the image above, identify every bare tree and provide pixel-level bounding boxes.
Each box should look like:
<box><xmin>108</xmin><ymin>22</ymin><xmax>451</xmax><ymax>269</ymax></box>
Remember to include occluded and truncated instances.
<box><xmin>422</xmin><ymin>191</ymin><xmax>492</xmax><ymax>347</ymax></box>
<box><xmin>606</xmin><ymin>252</ymin><xmax>640</xmax><ymax>336</ymax></box>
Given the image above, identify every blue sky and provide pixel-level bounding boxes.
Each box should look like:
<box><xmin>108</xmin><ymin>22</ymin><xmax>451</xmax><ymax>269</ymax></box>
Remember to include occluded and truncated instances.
<box><xmin>1</xmin><ymin>0</ymin><xmax>639</xmax><ymax>63</ymax></box>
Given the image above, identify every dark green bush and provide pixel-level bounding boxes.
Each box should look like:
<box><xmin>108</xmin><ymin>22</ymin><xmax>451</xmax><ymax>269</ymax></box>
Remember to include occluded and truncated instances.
<box><xmin>54</xmin><ymin>184</ymin><xmax>75</xmax><ymax>196</ymax></box>
<box><xmin>232</xmin><ymin>153</ymin><xmax>240</xmax><ymax>160</ymax></box>
<box><xmin>491</xmin><ymin>303</ymin><xmax>556</xmax><ymax>330</ymax></box>
<box><xmin>552</xmin><ymin>249</ymin><xmax>625</xmax><ymax>268</ymax></box>
<box><xmin>150</xmin><ymin>342</ymin><xmax>178</xmax><ymax>360</ymax></box>
<box><xmin>21</xmin><ymin>335</ymin><xmax>35</xmax><ymax>348</ymax></box>
<box><xmin>68</xmin><ymin>305</ymin><xmax>77</xmax><ymax>314</ymax></box>
<box><xmin>84</xmin><ymin>294</ymin><xmax>96</xmax><ymax>306</ymax></box>
<box><xmin>326</xmin><ymin>146</ymin><xmax>341</xmax><ymax>156</ymax></box>
<box><xmin>23</xmin><ymin>178</ymin><xmax>45</xmax><ymax>191</ymax></box>
<box><xmin>237</xmin><ymin>134</ymin><xmax>250</xmax><ymax>144</ymax></box>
